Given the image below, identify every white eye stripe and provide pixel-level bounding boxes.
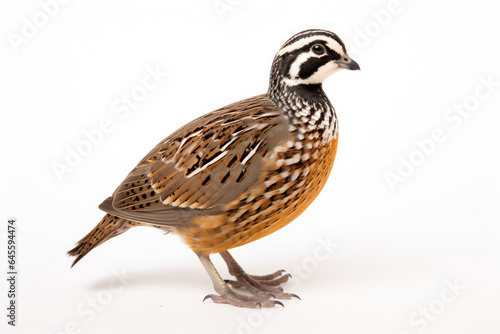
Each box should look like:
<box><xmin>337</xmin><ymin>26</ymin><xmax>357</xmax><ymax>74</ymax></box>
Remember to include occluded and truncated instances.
<box><xmin>277</xmin><ymin>36</ymin><xmax>344</xmax><ymax>57</ymax></box>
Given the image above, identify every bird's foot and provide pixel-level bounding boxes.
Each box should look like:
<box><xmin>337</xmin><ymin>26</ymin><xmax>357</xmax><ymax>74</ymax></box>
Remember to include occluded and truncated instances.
<box><xmin>198</xmin><ymin>252</ymin><xmax>300</xmax><ymax>308</ymax></box>
<box><xmin>203</xmin><ymin>288</ymin><xmax>284</xmax><ymax>308</ymax></box>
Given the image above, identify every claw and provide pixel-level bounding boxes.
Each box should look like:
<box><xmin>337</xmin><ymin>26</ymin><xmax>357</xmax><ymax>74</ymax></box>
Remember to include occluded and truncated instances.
<box><xmin>266</xmin><ymin>293</ymin><xmax>276</xmax><ymax>299</ymax></box>
<box><xmin>290</xmin><ymin>293</ymin><xmax>301</xmax><ymax>300</ymax></box>
<box><xmin>203</xmin><ymin>294</ymin><xmax>216</xmax><ymax>302</ymax></box>
<box><xmin>256</xmin><ymin>302</ymin><xmax>262</xmax><ymax>309</ymax></box>
<box><xmin>273</xmin><ymin>300</ymin><xmax>285</xmax><ymax>308</ymax></box>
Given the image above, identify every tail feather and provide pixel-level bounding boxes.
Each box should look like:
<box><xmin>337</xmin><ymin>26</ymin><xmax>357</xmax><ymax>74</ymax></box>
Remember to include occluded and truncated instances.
<box><xmin>68</xmin><ymin>214</ymin><xmax>142</xmax><ymax>267</ymax></box>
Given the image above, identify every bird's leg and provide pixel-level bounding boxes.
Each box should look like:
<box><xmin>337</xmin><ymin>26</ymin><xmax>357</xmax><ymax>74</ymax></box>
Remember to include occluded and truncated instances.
<box><xmin>219</xmin><ymin>251</ymin><xmax>300</xmax><ymax>300</ymax></box>
<box><xmin>197</xmin><ymin>253</ymin><xmax>283</xmax><ymax>308</ymax></box>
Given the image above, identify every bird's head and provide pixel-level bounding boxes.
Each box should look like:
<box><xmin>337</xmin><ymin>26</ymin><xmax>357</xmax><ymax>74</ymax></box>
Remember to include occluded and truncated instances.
<box><xmin>270</xmin><ymin>29</ymin><xmax>359</xmax><ymax>88</ymax></box>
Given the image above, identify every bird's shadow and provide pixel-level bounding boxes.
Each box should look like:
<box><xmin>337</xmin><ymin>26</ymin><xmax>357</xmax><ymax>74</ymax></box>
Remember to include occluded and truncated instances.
<box><xmin>86</xmin><ymin>265</ymin><xmax>207</xmax><ymax>292</ymax></box>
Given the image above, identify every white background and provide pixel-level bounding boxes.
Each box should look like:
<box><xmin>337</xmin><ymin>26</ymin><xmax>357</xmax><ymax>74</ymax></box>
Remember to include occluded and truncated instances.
<box><xmin>1</xmin><ymin>0</ymin><xmax>499</xmax><ymax>333</ymax></box>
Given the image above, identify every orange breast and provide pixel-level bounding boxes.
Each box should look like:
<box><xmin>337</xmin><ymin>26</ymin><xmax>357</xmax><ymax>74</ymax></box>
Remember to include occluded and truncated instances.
<box><xmin>177</xmin><ymin>136</ymin><xmax>339</xmax><ymax>254</ymax></box>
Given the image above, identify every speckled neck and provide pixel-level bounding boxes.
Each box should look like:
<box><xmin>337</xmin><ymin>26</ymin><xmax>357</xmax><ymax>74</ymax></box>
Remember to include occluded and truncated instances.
<box><xmin>268</xmin><ymin>77</ymin><xmax>338</xmax><ymax>143</ymax></box>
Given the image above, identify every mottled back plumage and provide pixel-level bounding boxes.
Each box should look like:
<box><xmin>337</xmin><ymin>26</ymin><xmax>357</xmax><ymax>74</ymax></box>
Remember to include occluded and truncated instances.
<box><xmin>106</xmin><ymin>95</ymin><xmax>288</xmax><ymax>217</ymax></box>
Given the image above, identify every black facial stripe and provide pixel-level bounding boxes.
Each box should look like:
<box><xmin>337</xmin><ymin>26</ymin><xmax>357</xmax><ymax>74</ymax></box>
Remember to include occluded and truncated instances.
<box><xmin>298</xmin><ymin>56</ymin><xmax>331</xmax><ymax>79</ymax></box>
<box><xmin>328</xmin><ymin>49</ymin><xmax>341</xmax><ymax>60</ymax></box>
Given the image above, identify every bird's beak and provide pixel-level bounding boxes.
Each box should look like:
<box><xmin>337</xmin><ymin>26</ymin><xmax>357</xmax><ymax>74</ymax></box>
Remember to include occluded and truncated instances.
<box><xmin>337</xmin><ymin>55</ymin><xmax>360</xmax><ymax>71</ymax></box>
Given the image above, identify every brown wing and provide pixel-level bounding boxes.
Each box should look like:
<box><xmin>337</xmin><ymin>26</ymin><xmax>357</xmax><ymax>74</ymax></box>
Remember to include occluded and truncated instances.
<box><xmin>98</xmin><ymin>94</ymin><xmax>289</xmax><ymax>226</ymax></box>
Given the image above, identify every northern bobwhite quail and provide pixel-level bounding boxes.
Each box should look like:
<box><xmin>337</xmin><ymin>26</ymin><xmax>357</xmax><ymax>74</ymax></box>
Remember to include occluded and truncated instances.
<box><xmin>68</xmin><ymin>29</ymin><xmax>360</xmax><ymax>308</ymax></box>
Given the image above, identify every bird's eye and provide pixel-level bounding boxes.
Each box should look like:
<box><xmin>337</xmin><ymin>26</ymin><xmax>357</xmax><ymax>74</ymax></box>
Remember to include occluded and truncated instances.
<box><xmin>311</xmin><ymin>44</ymin><xmax>326</xmax><ymax>55</ymax></box>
